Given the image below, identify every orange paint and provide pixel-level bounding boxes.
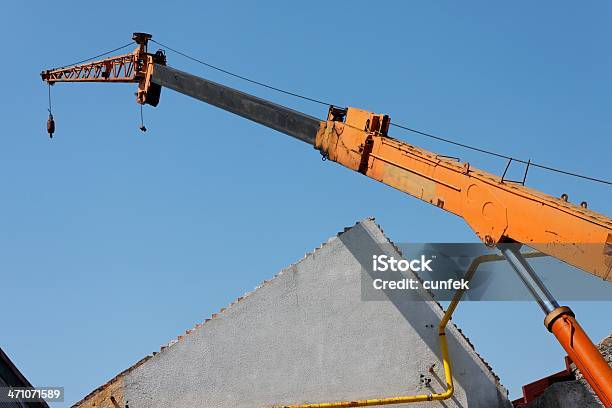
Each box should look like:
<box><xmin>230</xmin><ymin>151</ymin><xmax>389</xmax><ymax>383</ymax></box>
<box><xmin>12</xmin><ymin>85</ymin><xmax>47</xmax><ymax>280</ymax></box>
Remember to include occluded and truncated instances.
<box><xmin>549</xmin><ymin>313</ymin><xmax>612</xmax><ymax>407</ymax></box>
<box><xmin>316</xmin><ymin>107</ymin><xmax>612</xmax><ymax>281</ymax></box>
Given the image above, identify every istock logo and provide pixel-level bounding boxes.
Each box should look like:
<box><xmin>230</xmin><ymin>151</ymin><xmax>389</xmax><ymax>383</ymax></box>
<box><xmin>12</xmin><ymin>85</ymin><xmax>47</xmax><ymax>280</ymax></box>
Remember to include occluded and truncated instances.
<box><xmin>372</xmin><ymin>255</ymin><xmax>434</xmax><ymax>272</ymax></box>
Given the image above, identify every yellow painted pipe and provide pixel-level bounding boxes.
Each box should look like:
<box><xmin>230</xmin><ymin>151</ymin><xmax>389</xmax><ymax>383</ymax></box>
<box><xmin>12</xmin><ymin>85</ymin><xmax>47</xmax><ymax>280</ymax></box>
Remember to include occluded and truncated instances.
<box><xmin>274</xmin><ymin>251</ymin><xmax>544</xmax><ymax>408</ymax></box>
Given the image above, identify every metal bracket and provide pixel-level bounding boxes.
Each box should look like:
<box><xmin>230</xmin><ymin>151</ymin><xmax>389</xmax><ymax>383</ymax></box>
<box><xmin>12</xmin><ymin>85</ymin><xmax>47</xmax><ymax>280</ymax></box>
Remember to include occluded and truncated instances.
<box><xmin>501</xmin><ymin>158</ymin><xmax>531</xmax><ymax>185</ymax></box>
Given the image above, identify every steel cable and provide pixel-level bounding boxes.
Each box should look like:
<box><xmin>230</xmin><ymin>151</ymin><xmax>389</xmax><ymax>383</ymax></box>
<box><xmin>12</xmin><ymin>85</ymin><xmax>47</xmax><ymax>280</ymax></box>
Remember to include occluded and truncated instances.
<box><xmin>137</xmin><ymin>39</ymin><xmax>611</xmax><ymax>186</ymax></box>
<box><xmin>51</xmin><ymin>41</ymin><xmax>135</xmax><ymax>70</ymax></box>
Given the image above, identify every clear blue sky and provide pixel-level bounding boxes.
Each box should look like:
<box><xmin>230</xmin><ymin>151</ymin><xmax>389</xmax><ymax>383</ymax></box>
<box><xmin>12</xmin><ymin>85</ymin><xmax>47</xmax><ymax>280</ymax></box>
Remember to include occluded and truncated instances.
<box><xmin>1</xmin><ymin>1</ymin><xmax>611</xmax><ymax>406</ymax></box>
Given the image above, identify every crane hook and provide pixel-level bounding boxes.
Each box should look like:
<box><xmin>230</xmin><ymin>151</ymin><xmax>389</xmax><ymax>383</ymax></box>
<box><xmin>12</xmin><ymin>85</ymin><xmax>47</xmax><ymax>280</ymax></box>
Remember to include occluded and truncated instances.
<box><xmin>47</xmin><ymin>111</ymin><xmax>55</xmax><ymax>138</ymax></box>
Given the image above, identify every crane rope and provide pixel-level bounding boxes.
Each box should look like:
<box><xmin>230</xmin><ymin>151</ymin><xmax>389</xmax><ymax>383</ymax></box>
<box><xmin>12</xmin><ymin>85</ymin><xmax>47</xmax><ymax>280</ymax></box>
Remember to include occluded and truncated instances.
<box><xmin>388</xmin><ymin>123</ymin><xmax>612</xmax><ymax>186</ymax></box>
<box><xmin>150</xmin><ymin>40</ymin><xmax>334</xmax><ymax>106</ymax></box>
<box><xmin>52</xmin><ymin>41</ymin><xmax>136</xmax><ymax>70</ymax></box>
<box><xmin>151</xmin><ymin>39</ymin><xmax>611</xmax><ymax>187</ymax></box>
<box><xmin>52</xmin><ymin>38</ymin><xmax>611</xmax><ymax>187</ymax></box>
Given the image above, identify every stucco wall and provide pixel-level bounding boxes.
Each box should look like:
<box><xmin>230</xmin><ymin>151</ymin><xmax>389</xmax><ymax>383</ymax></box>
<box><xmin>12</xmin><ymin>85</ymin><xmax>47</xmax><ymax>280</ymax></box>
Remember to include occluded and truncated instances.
<box><xmin>76</xmin><ymin>219</ymin><xmax>511</xmax><ymax>408</ymax></box>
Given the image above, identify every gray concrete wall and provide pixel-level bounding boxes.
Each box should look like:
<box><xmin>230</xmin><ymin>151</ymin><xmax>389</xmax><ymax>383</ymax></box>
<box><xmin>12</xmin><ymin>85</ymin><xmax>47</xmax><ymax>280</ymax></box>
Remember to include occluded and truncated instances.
<box><xmin>78</xmin><ymin>219</ymin><xmax>511</xmax><ymax>408</ymax></box>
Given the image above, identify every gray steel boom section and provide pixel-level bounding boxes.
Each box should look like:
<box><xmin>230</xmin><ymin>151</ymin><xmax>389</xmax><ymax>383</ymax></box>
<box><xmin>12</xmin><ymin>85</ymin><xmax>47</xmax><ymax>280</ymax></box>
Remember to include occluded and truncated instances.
<box><xmin>151</xmin><ymin>64</ymin><xmax>321</xmax><ymax>145</ymax></box>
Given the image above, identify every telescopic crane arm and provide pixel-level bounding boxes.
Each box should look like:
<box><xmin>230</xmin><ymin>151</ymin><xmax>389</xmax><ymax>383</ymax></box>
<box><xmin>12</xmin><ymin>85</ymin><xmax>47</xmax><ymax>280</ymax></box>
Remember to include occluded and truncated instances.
<box><xmin>41</xmin><ymin>34</ymin><xmax>612</xmax><ymax>282</ymax></box>
<box><xmin>41</xmin><ymin>33</ymin><xmax>612</xmax><ymax>407</ymax></box>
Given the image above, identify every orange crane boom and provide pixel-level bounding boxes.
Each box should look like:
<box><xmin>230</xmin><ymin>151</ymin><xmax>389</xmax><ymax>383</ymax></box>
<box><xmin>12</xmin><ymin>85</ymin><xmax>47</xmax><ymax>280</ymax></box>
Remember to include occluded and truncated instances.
<box><xmin>42</xmin><ymin>34</ymin><xmax>612</xmax><ymax>282</ymax></box>
<box><xmin>41</xmin><ymin>33</ymin><xmax>612</xmax><ymax>407</ymax></box>
<box><xmin>314</xmin><ymin>106</ymin><xmax>611</xmax><ymax>279</ymax></box>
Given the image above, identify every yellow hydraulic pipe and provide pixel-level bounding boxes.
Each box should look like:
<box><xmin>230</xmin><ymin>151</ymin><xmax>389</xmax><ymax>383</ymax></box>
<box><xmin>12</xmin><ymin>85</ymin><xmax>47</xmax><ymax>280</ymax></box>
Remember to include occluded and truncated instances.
<box><xmin>274</xmin><ymin>251</ymin><xmax>544</xmax><ymax>408</ymax></box>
